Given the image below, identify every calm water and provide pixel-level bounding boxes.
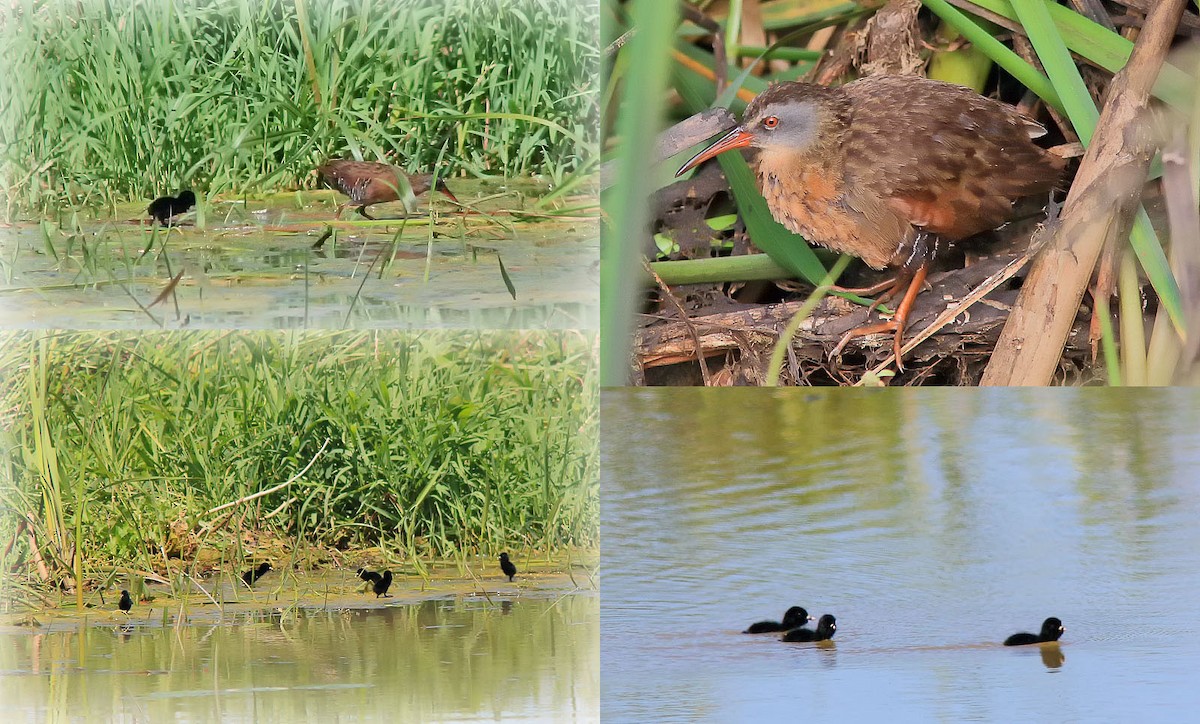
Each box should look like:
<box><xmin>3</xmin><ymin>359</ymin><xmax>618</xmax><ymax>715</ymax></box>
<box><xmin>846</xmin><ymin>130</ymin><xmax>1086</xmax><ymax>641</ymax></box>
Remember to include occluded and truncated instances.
<box><xmin>0</xmin><ymin>180</ymin><xmax>598</xmax><ymax>330</ymax></box>
<box><xmin>1</xmin><ymin>592</ymin><xmax>597</xmax><ymax>722</ymax></box>
<box><xmin>602</xmin><ymin>389</ymin><xmax>1200</xmax><ymax>723</ymax></box>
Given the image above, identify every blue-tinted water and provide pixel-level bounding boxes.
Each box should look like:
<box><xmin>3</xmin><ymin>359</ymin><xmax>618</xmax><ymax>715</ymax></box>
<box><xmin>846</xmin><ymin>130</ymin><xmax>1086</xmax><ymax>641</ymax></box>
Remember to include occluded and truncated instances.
<box><xmin>602</xmin><ymin>388</ymin><xmax>1200</xmax><ymax>723</ymax></box>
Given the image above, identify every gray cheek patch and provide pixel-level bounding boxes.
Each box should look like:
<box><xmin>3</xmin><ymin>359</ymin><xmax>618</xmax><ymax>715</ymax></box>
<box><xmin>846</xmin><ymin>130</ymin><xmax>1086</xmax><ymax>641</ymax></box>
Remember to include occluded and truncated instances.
<box><xmin>751</xmin><ymin>100</ymin><xmax>820</xmax><ymax>150</ymax></box>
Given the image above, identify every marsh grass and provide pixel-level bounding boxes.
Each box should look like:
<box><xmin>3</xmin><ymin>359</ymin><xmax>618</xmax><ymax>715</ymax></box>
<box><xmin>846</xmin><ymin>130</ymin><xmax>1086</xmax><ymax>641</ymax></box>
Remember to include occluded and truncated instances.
<box><xmin>0</xmin><ymin>0</ymin><xmax>599</xmax><ymax>218</ymax></box>
<box><xmin>0</xmin><ymin>330</ymin><xmax>599</xmax><ymax>596</ymax></box>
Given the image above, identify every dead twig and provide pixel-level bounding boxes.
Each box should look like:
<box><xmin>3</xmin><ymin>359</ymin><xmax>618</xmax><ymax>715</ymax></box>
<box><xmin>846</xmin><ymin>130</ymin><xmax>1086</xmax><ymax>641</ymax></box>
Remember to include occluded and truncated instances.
<box><xmin>203</xmin><ymin>438</ymin><xmax>330</xmax><ymax>518</ymax></box>
<box><xmin>981</xmin><ymin>0</ymin><xmax>1187</xmax><ymax>385</ymax></box>
<box><xmin>645</xmin><ymin>260</ymin><xmax>713</xmax><ymax>385</ymax></box>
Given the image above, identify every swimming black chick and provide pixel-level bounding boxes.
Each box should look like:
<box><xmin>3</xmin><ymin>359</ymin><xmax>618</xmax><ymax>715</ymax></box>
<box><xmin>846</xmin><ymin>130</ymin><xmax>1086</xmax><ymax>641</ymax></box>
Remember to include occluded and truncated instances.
<box><xmin>745</xmin><ymin>606</ymin><xmax>812</xmax><ymax>634</ymax></box>
<box><xmin>242</xmin><ymin>562</ymin><xmax>272</xmax><ymax>587</ymax></box>
<box><xmin>118</xmin><ymin>590</ymin><xmax>133</xmax><ymax>614</ymax></box>
<box><xmin>147</xmin><ymin>190</ymin><xmax>196</xmax><ymax>225</ymax></box>
<box><xmin>781</xmin><ymin>614</ymin><xmax>837</xmax><ymax>642</ymax></box>
<box><xmin>499</xmin><ymin>552</ymin><xmax>517</xmax><ymax>582</ymax></box>
<box><xmin>1004</xmin><ymin>617</ymin><xmax>1064</xmax><ymax>646</ymax></box>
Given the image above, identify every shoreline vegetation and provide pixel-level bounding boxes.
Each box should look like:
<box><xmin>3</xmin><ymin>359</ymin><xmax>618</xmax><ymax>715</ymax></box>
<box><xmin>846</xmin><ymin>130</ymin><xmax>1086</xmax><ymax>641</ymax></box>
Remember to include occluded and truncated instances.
<box><xmin>0</xmin><ymin>330</ymin><xmax>599</xmax><ymax>611</ymax></box>
<box><xmin>0</xmin><ymin>0</ymin><xmax>599</xmax><ymax>218</ymax></box>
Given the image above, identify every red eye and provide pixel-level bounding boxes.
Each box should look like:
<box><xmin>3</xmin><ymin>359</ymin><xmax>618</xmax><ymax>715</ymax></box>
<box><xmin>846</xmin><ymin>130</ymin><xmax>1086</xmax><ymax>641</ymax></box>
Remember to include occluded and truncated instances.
<box><xmin>762</xmin><ymin>116</ymin><xmax>779</xmax><ymax>129</ymax></box>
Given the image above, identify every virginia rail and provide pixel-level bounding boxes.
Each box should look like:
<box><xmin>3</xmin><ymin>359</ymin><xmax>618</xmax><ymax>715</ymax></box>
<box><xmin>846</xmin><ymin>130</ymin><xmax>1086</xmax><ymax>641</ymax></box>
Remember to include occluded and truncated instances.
<box><xmin>1004</xmin><ymin>617</ymin><xmax>1064</xmax><ymax>646</ymax></box>
<box><xmin>781</xmin><ymin>613</ymin><xmax>837</xmax><ymax>642</ymax></box>
<box><xmin>744</xmin><ymin>606</ymin><xmax>813</xmax><ymax>634</ymax></box>
<box><xmin>676</xmin><ymin>75</ymin><xmax>1065</xmax><ymax>366</ymax></box>
<box><xmin>318</xmin><ymin>160</ymin><xmax>459</xmax><ymax>220</ymax></box>
<box><xmin>147</xmin><ymin>190</ymin><xmax>196</xmax><ymax>225</ymax></box>
<box><xmin>499</xmin><ymin>552</ymin><xmax>517</xmax><ymax>582</ymax></box>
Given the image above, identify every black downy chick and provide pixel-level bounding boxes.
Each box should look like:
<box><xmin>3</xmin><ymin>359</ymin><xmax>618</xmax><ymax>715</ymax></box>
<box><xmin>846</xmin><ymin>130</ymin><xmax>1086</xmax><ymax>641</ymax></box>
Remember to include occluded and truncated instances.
<box><xmin>242</xmin><ymin>562</ymin><xmax>272</xmax><ymax>587</ymax></box>
<box><xmin>781</xmin><ymin>614</ymin><xmax>837</xmax><ymax>642</ymax></box>
<box><xmin>147</xmin><ymin>190</ymin><xmax>196</xmax><ymax>225</ymax></box>
<box><xmin>1004</xmin><ymin>617</ymin><xmax>1064</xmax><ymax>646</ymax></box>
<box><xmin>499</xmin><ymin>552</ymin><xmax>517</xmax><ymax>582</ymax></box>
<box><xmin>745</xmin><ymin>606</ymin><xmax>812</xmax><ymax>634</ymax></box>
<box><xmin>118</xmin><ymin>590</ymin><xmax>133</xmax><ymax>614</ymax></box>
<box><xmin>357</xmin><ymin>568</ymin><xmax>392</xmax><ymax>598</ymax></box>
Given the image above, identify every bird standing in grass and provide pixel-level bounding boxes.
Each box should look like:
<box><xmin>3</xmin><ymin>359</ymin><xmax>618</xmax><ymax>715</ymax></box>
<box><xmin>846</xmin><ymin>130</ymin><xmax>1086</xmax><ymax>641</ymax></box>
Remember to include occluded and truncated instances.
<box><xmin>318</xmin><ymin>160</ymin><xmax>458</xmax><ymax>220</ymax></box>
<box><xmin>147</xmin><ymin>190</ymin><xmax>196</xmax><ymax>225</ymax></box>
<box><xmin>1004</xmin><ymin>617</ymin><xmax>1064</xmax><ymax>646</ymax></box>
<box><xmin>118</xmin><ymin>590</ymin><xmax>133</xmax><ymax>614</ymax></box>
<box><xmin>499</xmin><ymin>552</ymin><xmax>517</xmax><ymax>582</ymax></box>
<box><xmin>242</xmin><ymin>562</ymin><xmax>272</xmax><ymax>587</ymax></box>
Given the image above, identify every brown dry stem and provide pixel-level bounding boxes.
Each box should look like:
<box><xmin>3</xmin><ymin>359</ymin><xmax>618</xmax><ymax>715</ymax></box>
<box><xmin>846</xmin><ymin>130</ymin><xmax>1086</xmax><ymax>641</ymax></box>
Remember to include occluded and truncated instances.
<box><xmin>980</xmin><ymin>0</ymin><xmax>1187</xmax><ymax>386</ymax></box>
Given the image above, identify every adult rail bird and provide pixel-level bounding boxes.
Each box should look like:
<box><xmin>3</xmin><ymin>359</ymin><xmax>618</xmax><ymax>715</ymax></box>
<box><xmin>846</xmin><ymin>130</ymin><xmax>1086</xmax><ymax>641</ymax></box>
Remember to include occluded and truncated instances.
<box><xmin>677</xmin><ymin>75</ymin><xmax>1065</xmax><ymax>368</ymax></box>
<box><xmin>318</xmin><ymin>160</ymin><xmax>458</xmax><ymax>220</ymax></box>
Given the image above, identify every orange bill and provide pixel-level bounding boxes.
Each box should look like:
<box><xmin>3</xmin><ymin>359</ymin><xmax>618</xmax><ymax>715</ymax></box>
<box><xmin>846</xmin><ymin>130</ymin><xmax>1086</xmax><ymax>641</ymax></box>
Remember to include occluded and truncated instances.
<box><xmin>435</xmin><ymin>180</ymin><xmax>460</xmax><ymax>204</ymax></box>
<box><xmin>675</xmin><ymin>126</ymin><xmax>754</xmax><ymax>177</ymax></box>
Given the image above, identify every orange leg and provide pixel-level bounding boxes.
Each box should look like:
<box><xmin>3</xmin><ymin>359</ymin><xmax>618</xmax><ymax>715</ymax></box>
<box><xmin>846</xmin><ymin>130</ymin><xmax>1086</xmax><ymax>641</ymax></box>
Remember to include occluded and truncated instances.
<box><xmin>831</xmin><ymin>263</ymin><xmax>929</xmax><ymax>371</ymax></box>
<box><xmin>888</xmin><ymin>263</ymin><xmax>929</xmax><ymax>363</ymax></box>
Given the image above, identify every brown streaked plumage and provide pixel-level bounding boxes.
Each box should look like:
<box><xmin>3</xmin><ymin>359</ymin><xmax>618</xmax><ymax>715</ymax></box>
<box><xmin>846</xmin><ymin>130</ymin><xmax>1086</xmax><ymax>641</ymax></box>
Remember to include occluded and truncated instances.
<box><xmin>677</xmin><ymin>75</ymin><xmax>1065</xmax><ymax>367</ymax></box>
<box><xmin>318</xmin><ymin>160</ymin><xmax>459</xmax><ymax>220</ymax></box>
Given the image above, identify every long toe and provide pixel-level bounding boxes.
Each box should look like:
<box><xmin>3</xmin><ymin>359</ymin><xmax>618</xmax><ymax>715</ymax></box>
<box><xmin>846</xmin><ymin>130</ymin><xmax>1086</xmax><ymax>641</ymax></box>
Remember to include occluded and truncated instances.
<box><xmin>832</xmin><ymin>320</ymin><xmax>898</xmax><ymax>360</ymax></box>
<box><xmin>831</xmin><ymin>277</ymin><xmax>901</xmax><ymax>298</ymax></box>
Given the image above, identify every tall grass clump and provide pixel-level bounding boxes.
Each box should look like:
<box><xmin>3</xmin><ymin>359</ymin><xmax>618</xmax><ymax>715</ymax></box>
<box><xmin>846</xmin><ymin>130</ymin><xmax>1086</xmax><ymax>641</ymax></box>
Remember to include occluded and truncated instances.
<box><xmin>0</xmin><ymin>0</ymin><xmax>598</xmax><ymax>217</ymax></box>
<box><xmin>0</xmin><ymin>330</ymin><xmax>598</xmax><ymax>591</ymax></box>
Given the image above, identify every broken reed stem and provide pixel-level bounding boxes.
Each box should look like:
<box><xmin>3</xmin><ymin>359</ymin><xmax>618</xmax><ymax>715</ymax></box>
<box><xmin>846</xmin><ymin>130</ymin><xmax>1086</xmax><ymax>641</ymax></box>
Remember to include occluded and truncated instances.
<box><xmin>981</xmin><ymin>0</ymin><xmax>1187</xmax><ymax>386</ymax></box>
<box><xmin>203</xmin><ymin>438</ymin><xmax>331</xmax><ymax>518</ymax></box>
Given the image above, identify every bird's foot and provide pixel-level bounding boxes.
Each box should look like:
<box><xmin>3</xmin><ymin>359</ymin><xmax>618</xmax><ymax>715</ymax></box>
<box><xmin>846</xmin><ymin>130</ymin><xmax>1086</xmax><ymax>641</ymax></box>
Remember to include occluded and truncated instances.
<box><xmin>830</xmin><ymin>278</ymin><xmax>898</xmax><ymax>298</ymax></box>
<box><xmin>830</xmin><ymin>276</ymin><xmax>908</xmax><ymax>315</ymax></box>
<box><xmin>831</xmin><ymin>263</ymin><xmax>929</xmax><ymax>371</ymax></box>
<box><xmin>832</xmin><ymin>319</ymin><xmax>899</xmax><ymax>364</ymax></box>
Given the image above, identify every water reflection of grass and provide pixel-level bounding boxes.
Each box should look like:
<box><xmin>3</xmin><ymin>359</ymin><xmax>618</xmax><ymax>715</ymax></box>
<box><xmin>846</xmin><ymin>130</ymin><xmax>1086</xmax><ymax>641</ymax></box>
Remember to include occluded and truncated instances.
<box><xmin>1</xmin><ymin>594</ymin><xmax>599</xmax><ymax>720</ymax></box>
<box><xmin>0</xmin><ymin>330</ymin><xmax>599</xmax><ymax>610</ymax></box>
